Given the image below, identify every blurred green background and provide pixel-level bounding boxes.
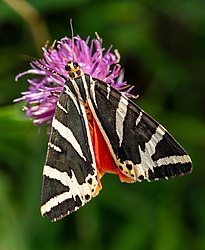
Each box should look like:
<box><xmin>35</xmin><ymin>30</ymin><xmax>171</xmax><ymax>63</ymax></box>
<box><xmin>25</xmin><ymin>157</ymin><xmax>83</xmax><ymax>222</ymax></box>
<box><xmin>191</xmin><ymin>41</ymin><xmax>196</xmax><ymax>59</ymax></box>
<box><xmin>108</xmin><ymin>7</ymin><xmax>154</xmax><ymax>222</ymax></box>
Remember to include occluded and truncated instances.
<box><xmin>0</xmin><ymin>0</ymin><xmax>204</xmax><ymax>250</ymax></box>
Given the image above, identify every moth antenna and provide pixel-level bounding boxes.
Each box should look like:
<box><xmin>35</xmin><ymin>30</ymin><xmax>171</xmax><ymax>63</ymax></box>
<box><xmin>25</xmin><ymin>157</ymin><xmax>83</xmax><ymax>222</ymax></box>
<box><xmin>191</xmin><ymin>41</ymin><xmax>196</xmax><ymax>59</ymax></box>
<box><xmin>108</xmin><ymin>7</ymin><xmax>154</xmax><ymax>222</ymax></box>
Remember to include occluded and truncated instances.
<box><xmin>70</xmin><ymin>18</ymin><xmax>75</xmax><ymax>62</ymax></box>
<box><xmin>35</xmin><ymin>61</ymin><xmax>67</xmax><ymax>81</ymax></box>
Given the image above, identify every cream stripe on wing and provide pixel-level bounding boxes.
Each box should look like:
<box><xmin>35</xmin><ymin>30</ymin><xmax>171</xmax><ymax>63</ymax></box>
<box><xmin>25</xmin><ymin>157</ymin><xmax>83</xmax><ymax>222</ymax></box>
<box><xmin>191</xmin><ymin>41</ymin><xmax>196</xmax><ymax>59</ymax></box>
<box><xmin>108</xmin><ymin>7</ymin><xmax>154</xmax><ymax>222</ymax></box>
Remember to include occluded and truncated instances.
<box><xmin>136</xmin><ymin>125</ymin><xmax>166</xmax><ymax>173</ymax></box>
<box><xmin>116</xmin><ymin>96</ymin><xmax>128</xmax><ymax>147</ymax></box>
<box><xmin>106</xmin><ymin>84</ymin><xmax>111</xmax><ymax>99</ymax></box>
<box><xmin>41</xmin><ymin>169</ymin><xmax>93</xmax><ymax>215</ymax></box>
<box><xmin>48</xmin><ymin>142</ymin><xmax>62</xmax><ymax>152</ymax></box>
<box><xmin>136</xmin><ymin>111</ymin><xmax>143</xmax><ymax>127</ymax></box>
<box><xmin>52</xmin><ymin>117</ymin><xmax>86</xmax><ymax>161</ymax></box>
<box><xmin>64</xmin><ymin>85</ymin><xmax>81</xmax><ymax>114</ymax></box>
<box><xmin>156</xmin><ymin>155</ymin><xmax>192</xmax><ymax>167</ymax></box>
<box><xmin>57</xmin><ymin>102</ymin><xmax>68</xmax><ymax>114</ymax></box>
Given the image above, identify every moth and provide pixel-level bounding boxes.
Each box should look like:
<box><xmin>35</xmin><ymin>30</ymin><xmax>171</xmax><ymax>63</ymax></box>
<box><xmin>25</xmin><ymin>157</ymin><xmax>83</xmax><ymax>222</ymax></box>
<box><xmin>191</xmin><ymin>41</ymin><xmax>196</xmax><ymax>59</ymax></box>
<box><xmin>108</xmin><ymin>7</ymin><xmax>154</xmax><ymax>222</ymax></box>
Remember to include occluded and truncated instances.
<box><xmin>41</xmin><ymin>61</ymin><xmax>192</xmax><ymax>221</ymax></box>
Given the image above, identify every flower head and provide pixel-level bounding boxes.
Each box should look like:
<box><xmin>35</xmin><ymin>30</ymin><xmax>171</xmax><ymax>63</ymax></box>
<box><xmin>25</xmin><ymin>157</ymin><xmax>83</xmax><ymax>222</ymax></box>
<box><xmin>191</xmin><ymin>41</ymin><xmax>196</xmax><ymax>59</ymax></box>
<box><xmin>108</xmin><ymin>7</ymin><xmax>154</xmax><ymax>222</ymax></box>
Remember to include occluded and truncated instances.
<box><xmin>16</xmin><ymin>34</ymin><xmax>132</xmax><ymax>124</ymax></box>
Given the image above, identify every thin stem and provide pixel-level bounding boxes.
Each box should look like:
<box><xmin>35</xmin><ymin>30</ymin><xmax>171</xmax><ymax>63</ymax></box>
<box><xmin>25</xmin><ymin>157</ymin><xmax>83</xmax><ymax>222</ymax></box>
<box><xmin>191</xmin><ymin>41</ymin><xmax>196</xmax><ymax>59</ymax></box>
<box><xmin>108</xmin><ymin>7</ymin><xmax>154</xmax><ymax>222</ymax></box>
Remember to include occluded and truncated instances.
<box><xmin>3</xmin><ymin>0</ymin><xmax>51</xmax><ymax>55</ymax></box>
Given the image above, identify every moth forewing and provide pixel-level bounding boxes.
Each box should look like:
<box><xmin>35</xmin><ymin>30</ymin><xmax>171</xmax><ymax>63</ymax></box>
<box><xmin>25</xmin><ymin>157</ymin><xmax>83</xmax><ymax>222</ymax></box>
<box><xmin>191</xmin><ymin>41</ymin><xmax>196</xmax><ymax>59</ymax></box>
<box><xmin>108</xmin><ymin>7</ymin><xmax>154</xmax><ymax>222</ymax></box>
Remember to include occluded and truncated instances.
<box><xmin>86</xmin><ymin>76</ymin><xmax>192</xmax><ymax>182</ymax></box>
<box><xmin>41</xmin><ymin>79</ymin><xmax>99</xmax><ymax>221</ymax></box>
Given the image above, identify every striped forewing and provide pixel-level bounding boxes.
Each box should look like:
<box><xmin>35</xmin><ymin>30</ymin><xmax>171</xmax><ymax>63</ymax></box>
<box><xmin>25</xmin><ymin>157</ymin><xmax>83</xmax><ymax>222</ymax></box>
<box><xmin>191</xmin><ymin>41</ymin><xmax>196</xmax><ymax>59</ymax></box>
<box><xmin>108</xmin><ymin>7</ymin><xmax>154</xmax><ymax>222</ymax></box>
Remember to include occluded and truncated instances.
<box><xmin>41</xmin><ymin>82</ymin><xmax>98</xmax><ymax>221</ymax></box>
<box><xmin>86</xmin><ymin>75</ymin><xmax>192</xmax><ymax>181</ymax></box>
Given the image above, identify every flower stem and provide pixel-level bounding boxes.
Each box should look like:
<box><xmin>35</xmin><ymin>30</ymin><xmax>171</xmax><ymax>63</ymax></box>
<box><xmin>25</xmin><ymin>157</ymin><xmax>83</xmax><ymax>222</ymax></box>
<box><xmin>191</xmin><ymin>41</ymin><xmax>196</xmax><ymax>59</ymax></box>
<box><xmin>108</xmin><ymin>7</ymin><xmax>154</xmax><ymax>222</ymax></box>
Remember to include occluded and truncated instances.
<box><xmin>3</xmin><ymin>0</ymin><xmax>51</xmax><ymax>55</ymax></box>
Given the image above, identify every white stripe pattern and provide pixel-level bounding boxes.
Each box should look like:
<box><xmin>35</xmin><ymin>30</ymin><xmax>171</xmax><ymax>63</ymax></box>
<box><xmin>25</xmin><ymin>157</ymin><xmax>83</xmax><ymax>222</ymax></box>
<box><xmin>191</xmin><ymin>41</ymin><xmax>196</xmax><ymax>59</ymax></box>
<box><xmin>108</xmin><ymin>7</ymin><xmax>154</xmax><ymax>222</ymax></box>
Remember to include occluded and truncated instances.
<box><xmin>48</xmin><ymin>142</ymin><xmax>62</xmax><ymax>152</ymax></box>
<box><xmin>41</xmin><ymin>168</ymin><xmax>93</xmax><ymax>215</ymax></box>
<box><xmin>106</xmin><ymin>84</ymin><xmax>111</xmax><ymax>99</ymax></box>
<box><xmin>57</xmin><ymin>102</ymin><xmax>68</xmax><ymax>114</ymax></box>
<box><xmin>43</xmin><ymin>165</ymin><xmax>70</xmax><ymax>186</ymax></box>
<box><xmin>52</xmin><ymin>117</ymin><xmax>86</xmax><ymax>161</ymax></box>
<box><xmin>136</xmin><ymin>111</ymin><xmax>143</xmax><ymax>127</ymax></box>
<box><xmin>70</xmin><ymin>79</ymin><xmax>82</xmax><ymax>100</ymax></box>
<box><xmin>148</xmin><ymin>125</ymin><xmax>166</xmax><ymax>156</ymax></box>
<box><xmin>64</xmin><ymin>85</ymin><xmax>81</xmax><ymax>114</ymax></box>
<box><xmin>89</xmin><ymin>77</ymin><xmax>98</xmax><ymax>107</ymax></box>
<box><xmin>41</xmin><ymin>192</ymin><xmax>72</xmax><ymax>217</ymax></box>
<box><xmin>116</xmin><ymin>96</ymin><xmax>128</xmax><ymax>147</ymax></box>
<box><xmin>137</xmin><ymin>125</ymin><xmax>166</xmax><ymax>173</ymax></box>
<box><xmin>156</xmin><ymin>155</ymin><xmax>191</xmax><ymax>167</ymax></box>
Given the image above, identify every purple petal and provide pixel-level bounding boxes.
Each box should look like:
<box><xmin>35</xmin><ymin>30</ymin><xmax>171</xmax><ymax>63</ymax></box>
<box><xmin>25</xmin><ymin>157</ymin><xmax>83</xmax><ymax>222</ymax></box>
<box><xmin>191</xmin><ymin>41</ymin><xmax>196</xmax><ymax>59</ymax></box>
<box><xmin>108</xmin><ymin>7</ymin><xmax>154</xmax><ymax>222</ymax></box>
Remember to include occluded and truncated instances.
<box><xmin>16</xmin><ymin>34</ymin><xmax>134</xmax><ymax>125</ymax></box>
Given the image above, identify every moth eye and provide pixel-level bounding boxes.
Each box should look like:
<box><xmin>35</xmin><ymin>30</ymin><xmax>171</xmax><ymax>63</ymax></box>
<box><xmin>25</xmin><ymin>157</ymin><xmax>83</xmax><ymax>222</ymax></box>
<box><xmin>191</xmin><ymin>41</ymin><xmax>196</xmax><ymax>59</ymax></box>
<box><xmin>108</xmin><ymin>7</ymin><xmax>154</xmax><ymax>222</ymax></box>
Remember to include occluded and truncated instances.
<box><xmin>73</xmin><ymin>62</ymin><xmax>78</xmax><ymax>68</ymax></box>
<box><xmin>65</xmin><ymin>65</ymin><xmax>71</xmax><ymax>71</ymax></box>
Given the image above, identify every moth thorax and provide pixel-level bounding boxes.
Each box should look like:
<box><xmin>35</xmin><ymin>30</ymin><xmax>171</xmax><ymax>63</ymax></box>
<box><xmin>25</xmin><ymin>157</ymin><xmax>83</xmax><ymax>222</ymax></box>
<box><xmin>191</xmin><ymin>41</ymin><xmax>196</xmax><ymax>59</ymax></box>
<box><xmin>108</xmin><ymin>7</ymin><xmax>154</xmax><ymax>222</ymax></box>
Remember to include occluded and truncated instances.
<box><xmin>65</xmin><ymin>61</ymin><xmax>83</xmax><ymax>80</ymax></box>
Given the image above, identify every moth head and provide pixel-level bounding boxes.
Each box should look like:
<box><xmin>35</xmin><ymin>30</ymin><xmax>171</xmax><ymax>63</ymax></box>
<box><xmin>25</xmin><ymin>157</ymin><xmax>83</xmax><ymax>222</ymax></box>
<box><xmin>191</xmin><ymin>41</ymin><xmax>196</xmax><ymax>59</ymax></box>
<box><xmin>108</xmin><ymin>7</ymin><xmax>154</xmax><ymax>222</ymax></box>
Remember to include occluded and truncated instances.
<box><xmin>65</xmin><ymin>61</ymin><xmax>83</xmax><ymax>80</ymax></box>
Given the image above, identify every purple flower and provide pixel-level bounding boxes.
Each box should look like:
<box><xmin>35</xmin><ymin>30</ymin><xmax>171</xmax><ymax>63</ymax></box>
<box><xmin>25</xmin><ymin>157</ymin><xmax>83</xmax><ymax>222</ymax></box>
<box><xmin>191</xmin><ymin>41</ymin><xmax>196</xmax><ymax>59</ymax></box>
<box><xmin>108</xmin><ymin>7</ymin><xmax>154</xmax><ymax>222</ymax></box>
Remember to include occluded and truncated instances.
<box><xmin>15</xmin><ymin>34</ymin><xmax>133</xmax><ymax>125</ymax></box>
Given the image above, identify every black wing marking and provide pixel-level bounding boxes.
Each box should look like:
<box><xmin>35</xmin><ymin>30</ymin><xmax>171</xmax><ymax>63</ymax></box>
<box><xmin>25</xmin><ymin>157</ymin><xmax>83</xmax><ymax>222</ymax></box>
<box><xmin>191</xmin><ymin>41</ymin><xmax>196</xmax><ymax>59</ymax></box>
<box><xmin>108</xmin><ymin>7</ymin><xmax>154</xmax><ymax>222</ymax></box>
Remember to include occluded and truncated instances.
<box><xmin>41</xmin><ymin>84</ymin><xmax>98</xmax><ymax>221</ymax></box>
<box><xmin>86</xmin><ymin>75</ymin><xmax>192</xmax><ymax>181</ymax></box>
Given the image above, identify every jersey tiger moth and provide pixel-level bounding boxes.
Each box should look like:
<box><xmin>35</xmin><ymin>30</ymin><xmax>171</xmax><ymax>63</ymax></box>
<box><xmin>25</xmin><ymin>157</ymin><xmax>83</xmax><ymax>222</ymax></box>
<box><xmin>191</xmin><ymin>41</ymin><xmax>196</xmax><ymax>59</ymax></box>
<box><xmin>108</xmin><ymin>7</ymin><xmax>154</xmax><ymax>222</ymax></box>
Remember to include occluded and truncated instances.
<box><xmin>40</xmin><ymin>61</ymin><xmax>192</xmax><ymax>222</ymax></box>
